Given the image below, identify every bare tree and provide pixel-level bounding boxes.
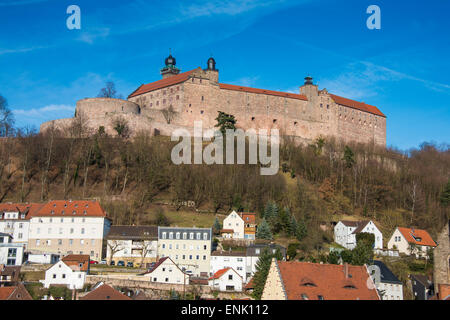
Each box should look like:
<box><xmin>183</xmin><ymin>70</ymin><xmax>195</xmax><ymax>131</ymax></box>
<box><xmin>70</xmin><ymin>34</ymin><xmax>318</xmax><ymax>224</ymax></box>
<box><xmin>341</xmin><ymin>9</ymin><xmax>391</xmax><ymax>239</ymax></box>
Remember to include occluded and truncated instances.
<box><xmin>161</xmin><ymin>105</ymin><xmax>177</xmax><ymax>124</ymax></box>
<box><xmin>107</xmin><ymin>240</ymin><xmax>124</xmax><ymax>264</ymax></box>
<box><xmin>0</xmin><ymin>94</ymin><xmax>15</xmax><ymax>137</ymax></box>
<box><xmin>97</xmin><ymin>81</ymin><xmax>123</xmax><ymax>99</ymax></box>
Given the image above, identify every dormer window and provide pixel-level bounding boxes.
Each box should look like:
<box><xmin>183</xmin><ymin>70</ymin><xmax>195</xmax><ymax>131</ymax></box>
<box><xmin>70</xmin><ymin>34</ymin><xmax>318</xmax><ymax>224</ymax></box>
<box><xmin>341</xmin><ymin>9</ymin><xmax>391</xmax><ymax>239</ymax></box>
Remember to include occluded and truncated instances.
<box><xmin>64</xmin><ymin>204</ymin><xmax>67</xmax><ymax>208</ymax></box>
<box><xmin>61</xmin><ymin>210</ymin><xmax>65</xmax><ymax>215</ymax></box>
<box><xmin>343</xmin><ymin>285</ymin><xmax>356</xmax><ymax>289</ymax></box>
<box><xmin>72</xmin><ymin>211</ymin><xmax>76</xmax><ymax>215</ymax></box>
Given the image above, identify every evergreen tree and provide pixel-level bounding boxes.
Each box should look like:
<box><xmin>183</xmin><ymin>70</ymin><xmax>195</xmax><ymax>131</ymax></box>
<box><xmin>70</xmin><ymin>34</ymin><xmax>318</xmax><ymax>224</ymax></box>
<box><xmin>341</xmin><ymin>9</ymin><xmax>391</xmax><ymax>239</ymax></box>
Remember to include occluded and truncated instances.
<box><xmin>251</xmin><ymin>248</ymin><xmax>274</xmax><ymax>300</ymax></box>
<box><xmin>289</xmin><ymin>214</ymin><xmax>298</xmax><ymax>236</ymax></box>
<box><xmin>440</xmin><ymin>180</ymin><xmax>450</xmax><ymax>207</ymax></box>
<box><xmin>295</xmin><ymin>219</ymin><xmax>307</xmax><ymax>241</ymax></box>
<box><xmin>215</xmin><ymin>111</ymin><xmax>236</xmax><ymax>135</ymax></box>
<box><xmin>343</xmin><ymin>145</ymin><xmax>356</xmax><ymax>168</ymax></box>
<box><xmin>213</xmin><ymin>217</ymin><xmax>222</xmax><ymax>235</ymax></box>
<box><xmin>256</xmin><ymin>218</ymin><xmax>273</xmax><ymax>240</ymax></box>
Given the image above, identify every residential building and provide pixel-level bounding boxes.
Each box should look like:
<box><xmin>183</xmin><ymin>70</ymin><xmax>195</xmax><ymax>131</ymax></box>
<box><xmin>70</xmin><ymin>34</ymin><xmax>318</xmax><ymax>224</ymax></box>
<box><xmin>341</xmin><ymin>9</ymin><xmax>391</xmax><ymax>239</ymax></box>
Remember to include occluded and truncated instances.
<box><xmin>0</xmin><ymin>203</ymin><xmax>44</xmax><ymax>248</ymax></box>
<box><xmin>157</xmin><ymin>226</ymin><xmax>212</xmax><ymax>277</ymax></box>
<box><xmin>262</xmin><ymin>260</ymin><xmax>380</xmax><ymax>300</ymax></box>
<box><xmin>433</xmin><ymin>220</ymin><xmax>449</xmax><ymax>295</ymax></box>
<box><xmin>222</xmin><ymin>211</ymin><xmax>257</xmax><ymax>240</ymax></box>
<box><xmin>210</xmin><ymin>251</ymin><xmax>248</xmax><ymax>282</ymax></box>
<box><xmin>28</xmin><ymin>200</ymin><xmax>111</xmax><ymax>260</ymax></box>
<box><xmin>142</xmin><ymin>256</ymin><xmax>189</xmax><ymax>285</ymax></box>
<box><xmin>208</xmin><ymin>268</ymin><xmax>243</xmax><ymax>292</ymax></box>
<box><xmin>245</xmin><ymin>243</ymin><xmax>286</xmax><ymax>277</ymax></box>
<box><xmin>41</xmin><ymin>254</ymin><xmax>90</xmax><ymax>289</ymax></box>
<box><xmin>27</xmin><ymin>252</ymin><xmax>60</xmax><ymax>264</ymax></box>
<box><xmin>0</xmin><ymin>284</ymin><xmax>32</xmax><ymax>300</ymax></box>
<box><xmin>334</xmin><ymin>220</ymin><xmax>383</xmax><ymax>250</ymax></box>
<box><xmin>370</xmin><ymin>260</ymin><xmax>403</xmax><ymax>300</ymax></box>
<box><xmin>387</xmin><ymin>227</ymin><xmax>437</xmax><ymax>258</ymax></box>
<box><xmin>410</xmin><ymin>274</ymin><xmax>434</xmax><ymax>300</ymax></box>
<box><xmin>79</xmin><ymin>282</ymin><xmax>132</xmax><ymax>300</ymax></box>
<box><xmin>0</xmin><ymin>265</ymin><xmax>21</xmax><ymax>285</ymax></box>
<box><xmin>106</xmin><ymin>225</ymin><xmax>158</xmax><ymax>267</ymax></box>
<box><xmin>0</xmin><ymin>233</ymin><xmax>24</xmax><ymax>266</ymax></box>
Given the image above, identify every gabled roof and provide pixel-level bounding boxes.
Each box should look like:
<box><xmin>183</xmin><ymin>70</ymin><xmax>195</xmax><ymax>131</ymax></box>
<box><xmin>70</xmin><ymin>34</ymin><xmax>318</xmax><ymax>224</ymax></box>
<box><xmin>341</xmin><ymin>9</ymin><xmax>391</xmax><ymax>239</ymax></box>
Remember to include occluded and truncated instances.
<box><xmin>219</xmin><ymin>83</ymin><xmax>308</xmax><ymax>101</ymax></box>
<box><xmin>62</xmin><ymin>254</ymin><xmax>90</xmax><ymax>272</ymax></box>
<box><xmin>106</xmin><ymin>225</ymin><xmax>158</xmax><ymax>240</ymax></box>
<box><xmin>372</xmin><ymin>260</ymin><xmax>402</xmax><ymax>285</ymax></box>
<box><xmin>0</xmin><ymin>287</ymin><xmax>15</xmax><ymax>300</ymax></box>
<box><xmin>397</xmin><ymin>227</ymin><xmax>437</xmax><ymax>247</ymax></box>
<box><xmin>143</xmin><ymin>257</ymin><xmax>169</xmax><ymax>274</ymax></box>
<box><xmin>211</xmin><ymin>250</ymin><xmax>247</xmax><ymax>257</ymax></box>
<box><xmin>330</xmin><ymin>93</ymin><xmax>386</xmax><ymax>117</ymax></box>
<box><xmin>339</xmin><ymin>220</ymin><xmax>360</xmax><ymax>227</ymax></box>
<box><xmin>240</xmin><ymin>212</ymin><xmax>256</xmax><ymax>224</ymax></box>
<box><xmin>0</xmin><ymin>284</ymin><xmax>32</xmax><ymax>300</ymax></box>
<box><xmin>275</xmin><ymin>261</ymin><xmax>380</xmax><ymax>300</ymax></box>
<box><xmin>80</xmin><ymin>283</ymin><xmax>131</xmax><ymax>300</ymax></box>
<box><xmin>209</xmin><ymin>267</ymin><xmax>242</xmax><ymax>280</ymax></box>
<box><xmin>0</xmin><ymin>203</ymin><xmax>45</xmax><ymax>220</ymax></box>
<box><xmin>128</xmin><ymin>69</ymin><xmax>198</xmax><ymax>98</ymax></box>
<box><xmin>34</xmin><ymin>200</ymin><xmax>106</xmax><ymax>218</ymax></box>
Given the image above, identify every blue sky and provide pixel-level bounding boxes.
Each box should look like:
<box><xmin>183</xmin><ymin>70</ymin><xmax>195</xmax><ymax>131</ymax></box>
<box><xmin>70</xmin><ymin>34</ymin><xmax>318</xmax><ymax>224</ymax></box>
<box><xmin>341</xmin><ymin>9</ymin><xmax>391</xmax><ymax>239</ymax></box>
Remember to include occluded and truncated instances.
<box><xmin>0</xmin><ymin>0</ymin><xmax>449</xmax><ymax>150</ymax></box>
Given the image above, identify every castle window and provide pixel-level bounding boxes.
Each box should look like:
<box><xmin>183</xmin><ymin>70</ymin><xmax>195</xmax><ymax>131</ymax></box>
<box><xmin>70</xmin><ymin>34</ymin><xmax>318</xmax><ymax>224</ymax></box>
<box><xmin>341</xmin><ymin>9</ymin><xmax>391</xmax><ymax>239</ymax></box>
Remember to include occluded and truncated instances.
<box><xmin>150</xmin><ymin>103</ymin><xmax>153</xmax><ymax>107</ymax></box>
<box><xmin>200</xmin><ymin>79</ymin><xmax>202</xmax><ymax>83</ymax></box>
<box><xmin>294</xmin><ymin>121</ymin><xmax>298</xmax><ymax>126</ymax></box>
<box><xmin>201</xmin><ymin>110</ymin><xmax>204</xmax><ymax>114</ymax></box>
<box><xmin>273</xmin><ymin>119</ymin><xmax>277</xmax><ymax>123</ymax></box>
<box><xmin>201</xmin><ymin>96</ymin><xmax>204</xmax><ymax>101</ymax></box>
<box><xmin>192</xmin><ymin>78</ymin><xmax>194</xmax><ymax>82</ymax></box>
<box><xmin>320</xmin><ymin>103</ymin><xmax>323</xmax><ymax>108</ymax></box>
<box><xmin>251</xmin><ymin>117</ymin><xmax>255</xmax><ymax>121</ymax></box>
<box><xmin>327</xmin><ymin>105</ymin><xmax>329</xmax><ymax>109</ymax></box>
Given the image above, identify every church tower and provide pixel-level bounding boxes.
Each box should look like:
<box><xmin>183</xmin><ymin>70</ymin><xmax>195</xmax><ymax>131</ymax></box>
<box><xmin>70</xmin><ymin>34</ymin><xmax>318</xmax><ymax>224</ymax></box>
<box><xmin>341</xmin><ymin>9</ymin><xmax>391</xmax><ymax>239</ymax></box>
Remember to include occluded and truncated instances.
<box><xmin>300</xmin><ymin>76</ymin><xmax>318</xmax><ymax>101</ymax></box>
<box><xmin>160</xmin><ymin>53</ymin><xmax>180</xmax><ymax>79</ymax></box>
<box><xmin>204</xmin><ymin>56</ymin><xmax>219</xmax><ymax>83</ymax></box>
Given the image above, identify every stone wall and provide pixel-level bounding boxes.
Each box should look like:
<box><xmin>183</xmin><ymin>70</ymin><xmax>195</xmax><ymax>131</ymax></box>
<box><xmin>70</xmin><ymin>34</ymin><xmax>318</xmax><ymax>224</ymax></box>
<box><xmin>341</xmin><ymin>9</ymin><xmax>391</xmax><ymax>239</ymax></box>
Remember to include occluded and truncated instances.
<box><xmin>434</xmin><ymin>221</ymin><xmax>450</xmax><ymax>291</ymax></box>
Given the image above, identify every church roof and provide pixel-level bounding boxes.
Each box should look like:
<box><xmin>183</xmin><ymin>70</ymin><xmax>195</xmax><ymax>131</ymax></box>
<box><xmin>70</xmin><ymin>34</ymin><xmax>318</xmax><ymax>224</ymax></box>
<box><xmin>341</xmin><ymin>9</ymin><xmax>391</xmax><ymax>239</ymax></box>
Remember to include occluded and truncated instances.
<box><xmin>329</xmin><ymin>94</ymin><xmax>386</xmax><ymax>118</ymax></box>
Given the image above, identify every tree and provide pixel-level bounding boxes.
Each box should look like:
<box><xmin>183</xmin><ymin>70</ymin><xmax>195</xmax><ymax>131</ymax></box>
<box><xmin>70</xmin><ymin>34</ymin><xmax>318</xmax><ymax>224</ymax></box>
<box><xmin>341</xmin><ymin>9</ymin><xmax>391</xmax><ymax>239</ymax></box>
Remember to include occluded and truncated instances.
<box><xmin>343</xmin><ymin>145</ymin><xmax>355</xmax><ymax>168</ymax></box>
<box><xmin>212</xmin><ymin>217</ymin><xmax>222</xmax><ymax>235</ymax></box>
<box><xmin>97</xmin><ymin>81</ymin><xmax>122</xmax><ymax>99</ymax></box>
<box><xmin>287</xmin><ymin>243</ymin><xmax>299</xmax><ymax>260</ymax></box>
<box><xmin>251</xmin><ymin>248</ymin><xmax>273</xmax><ymax>300</ymax></box>
<box><xmin>215</xmin><ymin>111</ymin><xmax>236</xmax><ymax>135</ymax></box>
<box><xmin>440</xmin><ymin>180</ymin><xmax>450</xmax><ymax>207</ymax></box>
<box><xmin>295</xmin><ymin>219</ymin><xmax>307</xmax><ymax>241</ymax></box>
<box><xmin>154</xmin><ymin>207</ymin><xmax>170</xmax><ymax>226</ymax></box>
<box><xmin>112</xmin><ymin>117</ymin><xmax>130</xmax><ymax>138</ymax></box>
<box><xmin>107</xmin><ymin>240</ymin><xmax>124</xmax><ymax>264</ymax></box>
<box><xmin>0</xmin><ymin>94</ymin><xmax>15</xmax><ymax>137</ymax></box>
<box><xmin>256</xmin><ymin>218</ymin><xmax>272</xmax><ymax>240</ymax></box>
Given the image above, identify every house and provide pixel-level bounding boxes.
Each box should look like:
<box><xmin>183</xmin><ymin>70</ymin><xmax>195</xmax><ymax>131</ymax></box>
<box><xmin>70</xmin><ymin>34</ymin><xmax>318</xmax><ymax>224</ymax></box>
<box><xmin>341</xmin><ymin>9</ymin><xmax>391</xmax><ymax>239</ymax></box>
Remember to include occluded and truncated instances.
<box><xmin>157</xmin><ymin>226</ymin><xmax>212</xmax><ymax>277</ymax></box>
<box><xmin>245</xmin><ymin>243</ymin><xmax>286</xmax><ymax>277</ymax></box>
<box><xmin>142</xmin><ymin>256</ymin><xmax>189</xmax><ymax>285</ymax></box>
<box><xmin>0</xmin><ymin>265</ymin><xmax>21</xmax><ymax>285</ymax></box>
<box><xmin>222</xmin><ymin>211</ymin><xmax>257</xmax><ymax>240</ymax></box>
<box><xmin>0</xmin><ymin>283</ymin><xmax>32</xmax><ymax>300</ymax></box>
<box><xmin>369</xmin><ymin>260</ymin><xmax>403</xmax><ymax>300</ymax></box>
<box><xmin>27</xmin><ymin>252</ymin><xmax>60</xmax><ymax>264</ymax></box>
<box><xmin>27</xmin><ymin>200</ymin><xmax>111</xmax><ymax>260</ymax></box>
<box><xmin>210</xmin><ymin>251</ymin><xmax>248</xmax><ymax>282</ymax></box>
<box><xmin>410</xmin><ymin>274</ymin><xmax>434</xmax><ymax>300</ymax></box>
<box><xmin>79</xmin><ymin>282</ymin><xmax>132</xmax><ymax>300</ymax></box>
<box><xmin>433</xmin><ymin>220</ymin><xmax>449</xmax><ymax>295</ymax></box>
<box><xmin>0</xmin><ymin>233</ymin><xmax>24</xmax><ymax>266</ymax></box>
<box><xmin>334</xmin><ymin>220</ymin><xmax>383</xmax><ymax>250</ymax></box>
<box><xmin>106</xmin><ymin>225</ymin><xmax>158</xmax><ymax>267</ymax></box>
<box><xmin>0</xmin><ymin>203</ymin><xmax>44</xmax><ymax>249</ymax></box>
<box><xmin>262</xmin><ymin>259</ymin><xmax>380</xmax><ymax>300</ymax></box>
<box><xmin>41</xmin><ymin>254</ymin><xmax>90</xmax><ymax>289</ymax></box>
<box><xmin>387</xmin><ymin>227</ymin><xmax>437</xmax><ymax>258</ymax></box>
<box><xmin>208</xmin><ymin>268</ymin><xmax>243</xmax><ymax>292</ymax></box>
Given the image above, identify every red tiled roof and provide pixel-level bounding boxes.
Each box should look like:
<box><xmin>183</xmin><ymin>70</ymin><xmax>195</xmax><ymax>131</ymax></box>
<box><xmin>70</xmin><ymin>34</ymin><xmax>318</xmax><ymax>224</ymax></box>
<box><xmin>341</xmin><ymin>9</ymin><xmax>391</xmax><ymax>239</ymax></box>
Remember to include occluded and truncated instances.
<box><xmin>245</xmin><ymin>277</ymin><xmax>254</xmax><ymax>289</ymax></box>
<box><xmin>34</xmin><ymin>200</ymin><xmax>106</xmax><ymax>218</ymax></box>
<box><xmin>0</xmin><ymin>287</ymin><xmax>15</xmax><ymax>300</ymax></box>
<box><xmin>0</xmin><ymin>203</ymin><xmax>45</xmax><ymax>220</ymax></box>
<box><xmin>62</xmin><ymin>254</ymin><xmax>90</xmax><ymax>272</ymax></box>
<box><xmin>209</xmin><ymin>268</ymin><xmax>231</xmax><ymax>280</ymax></box>
<box><xmin>144</xmin><ymin>257</ymin><xmax>169</xmax><ymax>274</ymax></box>
<box><xmin>330</xmin><ymin>94</ymin><xmax>385</xmax><ymax>118</ymax></box>
<box><xmin>219</xmin><ymin>83</ymin><xmax>308</xmax><ymax>101</ymax></box>
<box><xmin>220</xmin><ymin>229</ymin><xmax>234</xmax><ymax>233</ymax></box>
<box><xmin>240</xmin><ymin>212</ymin><xmax>256</xmax><ymax>224</ymax></box>
<box><xmin>80</xmin><ymin>284</ymin><xmax>132</xmax><ymax>300</ymax></box>
<box><xmin>277</xmin><ymin>261</ymin><xmax>380</xmax><ymax>300</ymax></box>
<box><xmin>437</xmin><ymin>284</ymin><xmax>450</xmax><ymax>300</ymax></box>
<box><xmin>128</xmin><ymin>69</ymin><xmax>197</xmax><ymax>98</ymax></box>
<box><xmin>397</xmin><ymin>227</ymin><xmax>437</xmax><ymax>247</ymax></box>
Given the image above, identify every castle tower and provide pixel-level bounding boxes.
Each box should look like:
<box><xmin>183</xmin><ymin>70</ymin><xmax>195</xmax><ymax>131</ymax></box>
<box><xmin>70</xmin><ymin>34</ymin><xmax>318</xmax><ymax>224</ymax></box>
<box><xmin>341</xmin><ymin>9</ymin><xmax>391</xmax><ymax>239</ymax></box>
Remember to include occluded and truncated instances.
<box><xmin>204</xmin><ymin>56</ymin><xmax>219</xmax><ymax>83</ymax></box>
<box><xmin>160</xmin><ymin>53</ymin><xmax>180</xmax><ymax>79</ymax></box>
<box><xmin>300</xmin><ymin>76</ymin><xmax>318</xmax><ymax>101</ymax></box>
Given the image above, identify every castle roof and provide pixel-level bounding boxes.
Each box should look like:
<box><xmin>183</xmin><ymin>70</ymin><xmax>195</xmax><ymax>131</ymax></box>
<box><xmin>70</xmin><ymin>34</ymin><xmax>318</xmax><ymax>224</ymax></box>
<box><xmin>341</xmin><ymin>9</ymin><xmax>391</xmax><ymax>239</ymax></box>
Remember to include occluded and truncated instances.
<box><xmin>218</xmin><ymin>83</ymin><xmax>308</xmax><ymax>101</ymax></box>
<box><xmin>329</xmin><ymin>94</ymin><xmax>386</xmax><ymax>118</ymax></box>
<box><xmin>128</xmin><ymin>69</ymin><xmax>197</xmax><ymax>98</ymax></box>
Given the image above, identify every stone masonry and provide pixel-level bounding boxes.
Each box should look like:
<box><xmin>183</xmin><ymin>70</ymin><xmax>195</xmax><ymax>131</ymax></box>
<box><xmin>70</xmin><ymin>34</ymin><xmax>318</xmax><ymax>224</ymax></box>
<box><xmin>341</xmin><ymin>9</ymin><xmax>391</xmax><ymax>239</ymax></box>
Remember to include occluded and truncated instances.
<box><xmin>40</xmin><ymin>55</ymin><xmax>387</xmax><ymax>146</ymax></box>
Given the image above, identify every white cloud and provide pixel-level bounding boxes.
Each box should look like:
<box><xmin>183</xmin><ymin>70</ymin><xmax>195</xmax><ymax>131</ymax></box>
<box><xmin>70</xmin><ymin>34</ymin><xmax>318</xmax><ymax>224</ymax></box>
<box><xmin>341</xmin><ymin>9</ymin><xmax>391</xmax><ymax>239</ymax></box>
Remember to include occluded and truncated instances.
<box><xmin>13</xmin><ymin>104</ymin><xmax>75</xmax><ymax>127</ymax></box>
<box><xmin>230</xmin><ymin>76</ymin><xmax>260</xmax><ymax>87</ymax></box>
<box><xmin>77</xmin><ymin>28</ymin><xmax>111</xmax><ymax>44</ymax></box>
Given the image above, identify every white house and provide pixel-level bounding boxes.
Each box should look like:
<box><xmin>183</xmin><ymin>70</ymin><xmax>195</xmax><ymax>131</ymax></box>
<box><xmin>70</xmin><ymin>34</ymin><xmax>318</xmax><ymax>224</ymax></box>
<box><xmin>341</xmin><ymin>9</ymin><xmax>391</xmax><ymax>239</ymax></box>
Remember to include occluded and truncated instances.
<box><xmin>142</xmin><ymin>257</ymin><xmax>189</xmax><ymax>285</ymax></box>
<box><xmin>0</xmin><ymin>233</ymin><xmax>24</xmax><ymax>266</ymax></box>
<box><xmin>334</xmin><ymin>220</ymin><xmax>383</xmax><ymax>250</ymax></box>
<box><xmin>222</xmin><ymin>211</ymin><xmax>245</xmax><ymax>239</ymax></box>
<box><xmin>370</xmin><ymin>260</ymin><xmax>403</xmax><ymax>300</ymax></box>
<box><xmin>27</xmin><ymin>252</ymin><xmax>60</xmax><ymax>264</ymax></box>
<box><xmin>41</xmin><ymin>254</ymin><xmax>90</xmax><ymax>289</ymax></box>
<box><xmin>208</xmin><ymin>268</ymin><xmax>243</xmax><ymax>292</ymax></box>
<box><xmin>0</xmin><ymin>203</ymin><xmax>43</xmax><ymax>249</ymax></box>
<box><xmin>106</xmin><ymin>225</ymin><xmax>158</xmax><ymax>267</ymax></box>
<box><xmin>210</xmin><ymin>251</ymin><xmax>248</xmax><ymax>283</ymax></box>
<box><xmin>387</xmin><ymin>227</ymin><xmax>436</xmax><ymax>258</ymax></box>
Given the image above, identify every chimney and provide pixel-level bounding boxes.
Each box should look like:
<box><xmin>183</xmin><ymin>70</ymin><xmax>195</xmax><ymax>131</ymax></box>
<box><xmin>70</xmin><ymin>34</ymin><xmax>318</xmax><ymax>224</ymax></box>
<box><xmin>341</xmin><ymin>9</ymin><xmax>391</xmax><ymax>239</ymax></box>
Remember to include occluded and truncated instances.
<box><xmin>344</xmin><ymin>263</ymin><xmax>349</xmax><ymax>279</ymax></box>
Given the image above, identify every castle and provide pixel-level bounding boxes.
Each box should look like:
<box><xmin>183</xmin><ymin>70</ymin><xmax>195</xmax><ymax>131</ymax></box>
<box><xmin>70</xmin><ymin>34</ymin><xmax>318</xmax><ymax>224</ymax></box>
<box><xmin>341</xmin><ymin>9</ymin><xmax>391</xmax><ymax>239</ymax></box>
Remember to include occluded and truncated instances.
<box><xmin>40</xmin><ymin>54</ymin><xmax>386</xmax><ymax>146</ymax></box>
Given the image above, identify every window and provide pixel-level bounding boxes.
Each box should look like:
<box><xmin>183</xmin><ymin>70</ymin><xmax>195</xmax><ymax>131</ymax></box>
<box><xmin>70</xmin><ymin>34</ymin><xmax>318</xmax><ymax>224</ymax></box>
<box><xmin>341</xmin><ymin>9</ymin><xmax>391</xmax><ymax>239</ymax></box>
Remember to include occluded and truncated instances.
<box><xmin>190</xmin><ymin>233</ymin><xmax>194</xmax><ymax>240</ymax></box>
<box><xmin>36</xmin><ymin>239</ymin><xmax>40</xmax><ymax>246</ymax></box>
<box><xmin>162</xmin><ymin>232</ymin><xmax>167</xmax><ymax>239</ymax></box>
<box><xmin>62</xmin><ymin>274</ymin><xmax>66</xmax><ymax>279</ymax></box>
<box><xmin>58</xmin><ymin>239</ymin><xmax>62</xmax><ymax>245</ymax></box>
<box><xmin>70</xmin><ymin>228</ymin><xmax>74</xmax><ymax>234</ymax></box>
<box><xmin>169</xmin><ymin>232</ymin><xmax>173</xmax><ymax>239</ymax></box>
<box><xmin>81</xmin><ymin>228</ymin><xmax>85</xmax><ymax>234</ymax></box>
<box><xmin>176</xmin><ymin>232</ymin><xmax>180</xmax><ymax>239</ymax></box>
<box><xmin>196</xmin><ymin>233</ymin><xmax>201</xmax><ymax>240</ymax></box>
<box><xmin>69</xmin><ymin>239</ymin><xmax>73</xmax><ymax>245</ymax></box>
<box><xmin>203</xmin><ymin>233</ymin><xmax>208</xmax><ymax>240</ymax></box>
<box><xmin>53</xmin><ymin>274</ymin><xmax>56</xmax><ymax>279</ymax></box>
<box><xmin>228</xmin><ymin>274</ymin><xmax>233</xmax><ymax>280</ymax></box>
<box><xmin>183</xmin><ymin>232</ymin><xmax>187</xmax><ymax>240</ymax></box>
